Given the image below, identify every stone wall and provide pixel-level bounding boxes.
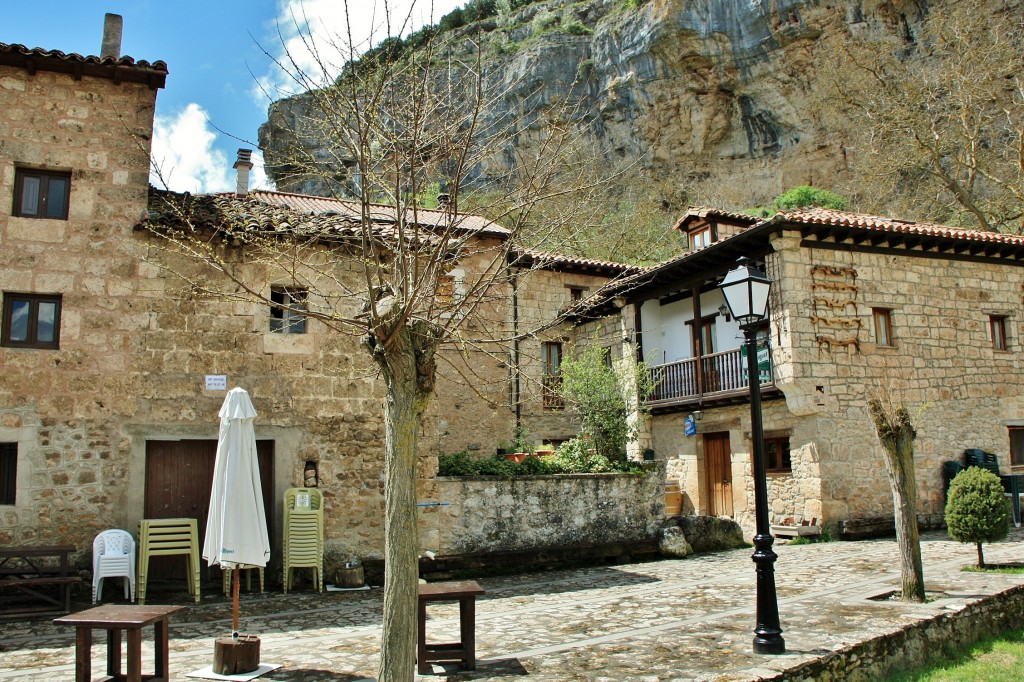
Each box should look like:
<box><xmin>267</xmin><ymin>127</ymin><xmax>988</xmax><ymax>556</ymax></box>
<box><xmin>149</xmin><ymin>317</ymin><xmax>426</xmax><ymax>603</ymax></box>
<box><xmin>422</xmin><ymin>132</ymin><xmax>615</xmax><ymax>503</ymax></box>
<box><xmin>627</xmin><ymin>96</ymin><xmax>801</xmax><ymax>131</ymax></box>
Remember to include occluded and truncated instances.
<box><xmin>0</xmin><ymin>65</ymin><xmax>158</xmax><ymax>547</ymax></box>
<box><xmin>427</xmin><ymin>462</ymin><xmax>664</xmax><ymax>556</ymax></box>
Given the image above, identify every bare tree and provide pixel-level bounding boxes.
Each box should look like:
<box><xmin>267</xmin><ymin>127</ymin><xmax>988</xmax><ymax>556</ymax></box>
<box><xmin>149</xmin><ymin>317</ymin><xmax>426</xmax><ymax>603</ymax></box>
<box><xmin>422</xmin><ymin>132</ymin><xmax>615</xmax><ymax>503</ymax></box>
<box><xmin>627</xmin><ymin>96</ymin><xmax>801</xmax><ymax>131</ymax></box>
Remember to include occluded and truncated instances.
<box><xmin>868</xmin><ymin>393</ymin><xmax>925</xmax><ymax>603</ymax></box>
<box><xmin>815</xmin><ymin>1</ymin><xmax>1024</xmax><ymax>232</ymax></box>
<box><xmin>142</xmin><ymin>4</ymin><xmax>619</xmax><ymax>680</ymax></box>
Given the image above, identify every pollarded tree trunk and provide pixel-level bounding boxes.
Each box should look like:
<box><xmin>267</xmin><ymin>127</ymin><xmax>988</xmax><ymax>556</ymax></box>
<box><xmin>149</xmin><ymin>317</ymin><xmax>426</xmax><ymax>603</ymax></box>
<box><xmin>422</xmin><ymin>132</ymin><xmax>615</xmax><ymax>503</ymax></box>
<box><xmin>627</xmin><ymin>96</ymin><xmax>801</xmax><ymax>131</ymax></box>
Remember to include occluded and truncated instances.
<box><xmin>869</xmin><ymin>399</ymin><xmax>926</xmax><ymax>603</ymax></box>
<box><xmin>369</xmin><ymin>320</ymin><xmax>438</xmax><ymax>682</ymax></box>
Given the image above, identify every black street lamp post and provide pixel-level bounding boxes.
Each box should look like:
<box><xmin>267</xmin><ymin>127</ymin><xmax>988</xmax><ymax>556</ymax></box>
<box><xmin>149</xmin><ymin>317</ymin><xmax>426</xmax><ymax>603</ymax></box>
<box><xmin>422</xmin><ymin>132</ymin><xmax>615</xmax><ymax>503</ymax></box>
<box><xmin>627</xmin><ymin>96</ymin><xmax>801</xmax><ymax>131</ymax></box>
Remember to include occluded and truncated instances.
<box><xmin>719</xmin><ymin>258</ymin><xmax>785</xmax><ymax>655</ymax></box>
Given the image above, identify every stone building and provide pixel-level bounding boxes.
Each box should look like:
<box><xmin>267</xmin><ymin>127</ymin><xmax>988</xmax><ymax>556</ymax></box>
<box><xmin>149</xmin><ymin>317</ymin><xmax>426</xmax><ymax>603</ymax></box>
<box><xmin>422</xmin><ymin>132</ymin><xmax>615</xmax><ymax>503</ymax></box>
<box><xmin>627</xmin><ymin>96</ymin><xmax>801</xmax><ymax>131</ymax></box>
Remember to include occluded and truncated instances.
<box><xmin>0</xmin><ymin>21</ymin><xmax>637</xmax><ymax>566</ymax></box>
<box><xmin>573</xmin><ymin>207</ymin><xmax>1024</xmax><ymax>536</ymax></box>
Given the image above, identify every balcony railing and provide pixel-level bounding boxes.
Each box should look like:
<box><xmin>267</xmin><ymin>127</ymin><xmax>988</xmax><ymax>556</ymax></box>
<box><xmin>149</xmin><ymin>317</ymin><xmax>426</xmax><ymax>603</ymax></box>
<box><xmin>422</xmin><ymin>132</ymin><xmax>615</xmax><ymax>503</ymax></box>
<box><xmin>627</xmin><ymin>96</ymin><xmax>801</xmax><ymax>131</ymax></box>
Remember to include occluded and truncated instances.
<box><xmin>647</xmin><ymin>347</ymin><xmax>773</xmax><ymax>406</ymax></box>
<box><xmin>542</xmin><ymin>375</ymin><xmax>564</xmax><ymax>410</ymax></box>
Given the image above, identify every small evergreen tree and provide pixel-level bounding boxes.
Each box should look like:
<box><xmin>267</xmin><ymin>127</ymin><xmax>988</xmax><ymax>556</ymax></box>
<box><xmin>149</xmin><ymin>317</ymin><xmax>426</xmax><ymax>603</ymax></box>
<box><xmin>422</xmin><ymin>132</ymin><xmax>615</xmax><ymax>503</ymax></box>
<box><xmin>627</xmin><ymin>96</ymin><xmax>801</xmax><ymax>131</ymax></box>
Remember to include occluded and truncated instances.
<box><xmin>945</xmin><ymin>467</ymin><xmax>1011</xmax><ymax>569</ymax></box>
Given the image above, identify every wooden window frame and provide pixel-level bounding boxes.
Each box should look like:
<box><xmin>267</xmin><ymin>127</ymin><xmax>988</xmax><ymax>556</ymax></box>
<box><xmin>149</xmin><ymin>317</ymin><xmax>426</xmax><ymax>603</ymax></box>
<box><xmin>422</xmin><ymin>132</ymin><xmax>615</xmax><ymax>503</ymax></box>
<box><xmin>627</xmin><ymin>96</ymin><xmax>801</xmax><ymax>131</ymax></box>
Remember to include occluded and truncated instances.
<box><xmin>689</xmin><ymin>226</ymin><xmax>713</xmax><ymax>251</ymax></box>
<box><xmin>541</xmin><ymin>341</ymin><xmax>564</xmax><ymax>411</ymax></box>
<box><xmin>990</xmin><ymin>315</ymin><xmax>1009</xmax><ymax>352</ymax></box>
<box><xmin>872</xmin><ymin>308</ymin><xmax>894</xmax><ymax>347</ymax></box>
<box><xmin>763</xmin><ymin>436</ymin><xmax>792</xmax><ymax>474</ymax></box>
<box><xmin>1</xmin><ymin>292</ymin><xmax>62</xmax><ymax>349</ymax></box>
<box><xmin>1010</xmin><ymin>427</ymin><xmax>1024</xmax><ymax>470</ymax></box>
<box><xmin>269</xmin><ymin>287</ymin><xmax>307</xmax><ymax>334</ymax></box>
<box><xmin>13</xmin><ymin>168</ymin><xmax>71</xmax><ymax>220</ymax></box>
<box><xmin>0</xmin><ymin>442</ymin><xmax>16</xmax><ymax>505</ymax></box>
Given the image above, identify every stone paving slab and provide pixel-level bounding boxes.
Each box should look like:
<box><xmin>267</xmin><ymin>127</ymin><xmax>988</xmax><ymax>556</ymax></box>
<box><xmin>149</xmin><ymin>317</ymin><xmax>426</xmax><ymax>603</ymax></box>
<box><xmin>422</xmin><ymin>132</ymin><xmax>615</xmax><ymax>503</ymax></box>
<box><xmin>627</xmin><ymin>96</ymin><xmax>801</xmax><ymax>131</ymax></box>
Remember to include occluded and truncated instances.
<box><xmin>1</xmin><ymin>529</ymin><xmax>1021</xmax><ymax>681</ymax></box>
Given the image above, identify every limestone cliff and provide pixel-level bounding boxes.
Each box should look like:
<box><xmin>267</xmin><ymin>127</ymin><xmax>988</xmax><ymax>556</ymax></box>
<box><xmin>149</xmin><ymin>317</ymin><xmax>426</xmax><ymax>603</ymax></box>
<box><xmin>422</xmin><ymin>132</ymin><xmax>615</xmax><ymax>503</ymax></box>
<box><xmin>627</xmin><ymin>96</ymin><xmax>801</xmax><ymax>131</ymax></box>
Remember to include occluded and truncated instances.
<box><xmin>258</xmin><ymin>0</ymin><xmax>935</xmax><ymax>205</ymax></box>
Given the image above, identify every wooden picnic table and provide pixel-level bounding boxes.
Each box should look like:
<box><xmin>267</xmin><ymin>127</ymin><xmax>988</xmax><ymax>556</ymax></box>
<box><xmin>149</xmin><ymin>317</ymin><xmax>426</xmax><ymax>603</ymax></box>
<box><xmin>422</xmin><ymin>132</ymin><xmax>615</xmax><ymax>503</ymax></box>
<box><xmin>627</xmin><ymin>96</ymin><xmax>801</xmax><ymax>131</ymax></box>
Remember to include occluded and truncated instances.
<box><xmin>0</xmin><ymin>544</ymin><xmax>81</xmax><ymax>615</ymax></box>
<box><xmin>54</xmin><ymin>604</ymin><xmax>185</xmax><ymax>682</ymax></box>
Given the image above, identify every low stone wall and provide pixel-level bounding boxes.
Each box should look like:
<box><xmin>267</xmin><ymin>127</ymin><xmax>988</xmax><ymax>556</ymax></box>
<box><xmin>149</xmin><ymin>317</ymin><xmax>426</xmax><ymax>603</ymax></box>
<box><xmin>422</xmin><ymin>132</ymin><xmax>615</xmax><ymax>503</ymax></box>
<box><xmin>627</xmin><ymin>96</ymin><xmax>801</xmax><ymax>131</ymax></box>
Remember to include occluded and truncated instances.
<box><xmin>429</xmin><ymin>462</ymin><xmax>664</xmax><ymax>556</ymax></box>
<box><xmin>774</xmin><ymin>583</ymin><xmax>1024</xmax><ymax>681</ymax></box>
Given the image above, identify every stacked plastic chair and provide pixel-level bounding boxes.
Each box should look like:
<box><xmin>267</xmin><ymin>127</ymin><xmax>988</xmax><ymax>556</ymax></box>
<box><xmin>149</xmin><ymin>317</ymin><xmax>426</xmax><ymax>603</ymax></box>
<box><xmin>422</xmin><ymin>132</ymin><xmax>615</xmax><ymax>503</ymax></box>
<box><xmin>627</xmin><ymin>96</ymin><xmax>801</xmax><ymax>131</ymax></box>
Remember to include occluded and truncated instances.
<box><xmin>137</xmin><ymin>518</ymin><xmax>201</xmax><ymax>604</ymax></box>
<box><xmin>221</xmin><ymin>564</ymin><xmax>265</xmax><ymax>597</ymax></box>
<box><xmin>92</xmin><ymin>529</ymin><xmax>136</xmax><ymax>603</ymax></box>
<box><xmin>283</xmin><ymin>488</ymin><xmax>324</xmax><ymax>593</ymax></box>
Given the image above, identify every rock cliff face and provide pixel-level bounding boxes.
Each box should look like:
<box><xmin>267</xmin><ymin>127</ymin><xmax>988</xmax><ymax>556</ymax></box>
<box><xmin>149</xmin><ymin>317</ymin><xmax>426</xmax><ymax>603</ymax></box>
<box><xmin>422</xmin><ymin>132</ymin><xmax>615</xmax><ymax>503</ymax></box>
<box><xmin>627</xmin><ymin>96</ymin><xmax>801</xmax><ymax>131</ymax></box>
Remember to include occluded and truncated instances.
<box><xmin>259</xmin><ymin>0</ymin><xmax>934</xmax><ymax>204</ymax></box>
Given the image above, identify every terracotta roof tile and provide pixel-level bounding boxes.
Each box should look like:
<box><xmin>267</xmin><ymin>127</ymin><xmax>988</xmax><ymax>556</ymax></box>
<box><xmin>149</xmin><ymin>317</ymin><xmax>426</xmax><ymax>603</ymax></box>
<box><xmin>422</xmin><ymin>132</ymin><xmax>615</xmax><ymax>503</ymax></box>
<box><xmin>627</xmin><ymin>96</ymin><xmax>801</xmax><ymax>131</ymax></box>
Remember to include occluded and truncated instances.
<box><xmin>510</xmin><ymin>249</ymin><xmax>638</xmax><ymax>275</ymax></box>
<box><xmin>0</xmin><ymin>42</ymin><xmax>168</xmax><ymax>88</ymax></box>
<box><xmin>240</xmin><ymin>190</ymin><xmax>510</xmax><ymax>238</ymax></box>
<box><xmin>773</xmin><ymin>207</ymin><xmax>1024</xmax><ymax>245</ymax></box>
<box><xmin>672</xmin><ymin>206</ymin><xmax>759</xmax><ymax>232</ymax></box>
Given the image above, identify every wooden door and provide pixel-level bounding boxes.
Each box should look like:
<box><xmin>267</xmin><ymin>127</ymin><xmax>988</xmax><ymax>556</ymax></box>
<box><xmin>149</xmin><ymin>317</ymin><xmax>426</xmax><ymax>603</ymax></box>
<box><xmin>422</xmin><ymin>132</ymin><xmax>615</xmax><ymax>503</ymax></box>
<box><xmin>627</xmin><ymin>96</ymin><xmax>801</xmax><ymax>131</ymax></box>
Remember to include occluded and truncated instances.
<box><xmin>144</xmin><ymin>439</ymin><xmax>274</xmax><ymax>581</ymax></box>
<box><xmin>703</xmin><ymin>432</ymin><xmax>733</xmax><ymax>517</ymax></box>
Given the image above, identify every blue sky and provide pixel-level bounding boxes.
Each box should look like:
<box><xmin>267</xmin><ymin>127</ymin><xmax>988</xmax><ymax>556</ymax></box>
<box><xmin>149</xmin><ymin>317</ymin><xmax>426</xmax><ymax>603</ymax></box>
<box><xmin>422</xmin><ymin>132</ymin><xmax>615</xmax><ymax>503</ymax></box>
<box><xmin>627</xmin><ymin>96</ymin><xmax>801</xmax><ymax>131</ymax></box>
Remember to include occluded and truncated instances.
<box><xmin>4</xmin><ymin>1</ymin><xmax>463</xmax><ymax>193</ymax></box>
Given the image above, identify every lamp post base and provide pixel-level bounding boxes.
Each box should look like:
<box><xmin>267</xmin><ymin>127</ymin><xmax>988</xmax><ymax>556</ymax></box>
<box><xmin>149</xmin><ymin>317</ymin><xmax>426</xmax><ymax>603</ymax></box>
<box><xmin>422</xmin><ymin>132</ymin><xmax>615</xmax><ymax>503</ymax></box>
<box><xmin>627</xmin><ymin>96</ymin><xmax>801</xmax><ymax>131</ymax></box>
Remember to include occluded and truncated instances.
<box><xmin>752</xmin><ymin>532</ymin><xmax>785</xmax><ymax>654</ymax></box>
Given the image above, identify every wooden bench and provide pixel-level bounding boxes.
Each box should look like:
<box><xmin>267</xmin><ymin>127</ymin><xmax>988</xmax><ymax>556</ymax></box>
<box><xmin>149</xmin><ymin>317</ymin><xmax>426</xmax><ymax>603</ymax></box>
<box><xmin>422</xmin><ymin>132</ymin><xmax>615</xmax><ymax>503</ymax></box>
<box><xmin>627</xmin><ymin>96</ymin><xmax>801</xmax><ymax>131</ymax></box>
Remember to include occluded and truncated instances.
<box><xmin>0</xmin><ymin>545</ymin><xmax>80</xmax><ymax>615</ymax></box>
<box><xmin>417</xmin><ymin>580</ymin><xmax>485</xmax><ymax>674</ymax></box>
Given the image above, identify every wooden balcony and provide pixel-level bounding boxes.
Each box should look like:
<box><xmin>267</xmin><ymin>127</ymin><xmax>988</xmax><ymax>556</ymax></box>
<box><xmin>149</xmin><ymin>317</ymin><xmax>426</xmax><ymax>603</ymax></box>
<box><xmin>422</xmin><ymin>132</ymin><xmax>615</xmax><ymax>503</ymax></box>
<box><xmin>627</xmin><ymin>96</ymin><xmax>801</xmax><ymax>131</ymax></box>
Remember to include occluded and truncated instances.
<box><xmin>646</xmin><ymin>348</ymin><xmax>777</xmax><ymax>412</ymax></box>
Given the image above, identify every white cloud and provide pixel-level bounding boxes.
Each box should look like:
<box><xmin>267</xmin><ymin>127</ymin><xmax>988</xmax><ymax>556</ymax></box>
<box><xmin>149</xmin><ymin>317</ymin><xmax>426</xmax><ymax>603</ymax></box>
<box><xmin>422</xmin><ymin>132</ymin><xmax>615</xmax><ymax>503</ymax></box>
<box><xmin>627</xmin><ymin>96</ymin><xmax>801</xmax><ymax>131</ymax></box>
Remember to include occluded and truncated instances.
<box><xmin>256</xmin><ymin>0</ymin><xmax>463</xmax><ymax>101</ymax></box>
<box><xmin>150</xmin><ymin>103</ymin><xmax>273</xmax><ymax>194</ymax></box>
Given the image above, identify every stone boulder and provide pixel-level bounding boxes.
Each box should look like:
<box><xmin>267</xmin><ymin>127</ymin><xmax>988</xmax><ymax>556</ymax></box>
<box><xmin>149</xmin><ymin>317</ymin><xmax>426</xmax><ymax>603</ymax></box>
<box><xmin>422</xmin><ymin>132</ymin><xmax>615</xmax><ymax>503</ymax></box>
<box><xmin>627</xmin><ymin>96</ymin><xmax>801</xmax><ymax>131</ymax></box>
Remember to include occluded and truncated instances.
<box><xmin>676</xmin><ymin>515</ymin><xmax>747</xmax><ymax>553</ymax></box>
<box><xmin>658</xmin><ymin>526</ymin><xmax>692</xmax><ymax>558</ymax></box>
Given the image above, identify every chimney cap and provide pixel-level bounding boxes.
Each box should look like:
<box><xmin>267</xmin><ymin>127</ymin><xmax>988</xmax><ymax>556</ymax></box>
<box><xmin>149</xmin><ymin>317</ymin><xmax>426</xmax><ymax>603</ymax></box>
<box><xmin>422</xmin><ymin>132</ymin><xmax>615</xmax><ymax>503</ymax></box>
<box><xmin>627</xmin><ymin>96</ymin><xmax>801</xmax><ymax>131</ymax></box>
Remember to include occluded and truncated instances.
<box><xmin>234</xmin><ymin>148</ymin><xmax>254</xmax><ymax>170</ymax></box>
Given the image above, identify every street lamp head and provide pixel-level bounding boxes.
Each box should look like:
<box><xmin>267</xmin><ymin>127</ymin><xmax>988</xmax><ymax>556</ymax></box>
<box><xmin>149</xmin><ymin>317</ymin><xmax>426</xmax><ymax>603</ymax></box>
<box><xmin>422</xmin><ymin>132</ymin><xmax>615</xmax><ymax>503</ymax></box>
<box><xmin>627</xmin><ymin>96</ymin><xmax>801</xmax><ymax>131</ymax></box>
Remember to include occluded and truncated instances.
<box><xmin>719</xmin><ymin>258</ymin><xmax>771</xmax><ymax>328</ymax></box>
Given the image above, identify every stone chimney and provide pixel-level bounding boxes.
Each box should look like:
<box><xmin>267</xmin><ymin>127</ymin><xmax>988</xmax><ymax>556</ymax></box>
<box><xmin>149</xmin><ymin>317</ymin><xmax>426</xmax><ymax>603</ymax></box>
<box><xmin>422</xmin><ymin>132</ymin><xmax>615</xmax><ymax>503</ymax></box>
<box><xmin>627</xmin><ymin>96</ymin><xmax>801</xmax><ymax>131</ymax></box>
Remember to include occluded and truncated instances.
<box><xmin>233</xmin><ymin>149</ymin><xmax>253</xmax><ymax>197</ymax></box>
<box><xmin>436</xmin><ymin>193</ymin><xmax>451</xmax><ymax>208</ymax></box>
<box><xmin>100</xmin><ymin>14</ymin><xmax>123</xmax><ymax>60</ymax></box>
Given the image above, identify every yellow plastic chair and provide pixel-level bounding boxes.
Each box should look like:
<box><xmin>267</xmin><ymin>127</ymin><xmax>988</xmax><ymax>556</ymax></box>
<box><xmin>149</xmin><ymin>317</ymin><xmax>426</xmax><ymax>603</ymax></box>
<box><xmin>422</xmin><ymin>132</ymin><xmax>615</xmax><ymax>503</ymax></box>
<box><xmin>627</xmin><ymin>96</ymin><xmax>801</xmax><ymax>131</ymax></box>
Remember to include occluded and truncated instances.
<box><xmin>137</xmin><ymin>518</ymin><xmax>201</xmax><ymax>604</ymax></box>
<box><xmin>283</xmin><ymin>488</ymin><xmax>323</xmax><ymax>593</ymax></box>
<box><xmin>221</xmin><ymin>564</ymin><xmax>265</xmax><ymax>597</ymax></box>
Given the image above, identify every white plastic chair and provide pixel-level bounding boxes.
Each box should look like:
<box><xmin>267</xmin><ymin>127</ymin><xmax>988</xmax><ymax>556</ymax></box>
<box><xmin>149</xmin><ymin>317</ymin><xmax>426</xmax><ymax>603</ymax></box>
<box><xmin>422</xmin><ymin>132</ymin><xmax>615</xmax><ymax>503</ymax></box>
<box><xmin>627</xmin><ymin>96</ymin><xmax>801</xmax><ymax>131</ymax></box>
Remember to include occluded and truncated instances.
<box><xmin>92</xmin><ymin>529</ymin><xmax>136</xmax><ymax>603</ymax></box>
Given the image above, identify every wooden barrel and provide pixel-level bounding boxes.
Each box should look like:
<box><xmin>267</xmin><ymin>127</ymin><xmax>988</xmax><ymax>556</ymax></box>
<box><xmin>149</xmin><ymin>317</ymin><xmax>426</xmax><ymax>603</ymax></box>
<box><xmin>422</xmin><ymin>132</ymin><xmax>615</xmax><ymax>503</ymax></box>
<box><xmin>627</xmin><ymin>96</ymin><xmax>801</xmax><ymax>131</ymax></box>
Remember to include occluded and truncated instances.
<box><xmin>664</xmin><ymin>481</ymin><xmax>683</xmax><ymax>516</ymax></box>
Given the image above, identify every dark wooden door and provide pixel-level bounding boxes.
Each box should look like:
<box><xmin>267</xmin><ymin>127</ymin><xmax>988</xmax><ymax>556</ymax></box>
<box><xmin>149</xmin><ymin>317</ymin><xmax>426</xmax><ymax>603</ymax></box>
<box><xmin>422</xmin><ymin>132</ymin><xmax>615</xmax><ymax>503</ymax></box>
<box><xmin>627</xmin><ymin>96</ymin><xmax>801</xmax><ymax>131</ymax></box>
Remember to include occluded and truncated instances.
<box><xmin>704</xmin><ymin>432</ymin><xmax>733</xmax><ymax>517</ymax></box>
<box><xmin>144</xmin><ymin>439</ymin><xmax>274</xmax><ymax>580</ymax></box>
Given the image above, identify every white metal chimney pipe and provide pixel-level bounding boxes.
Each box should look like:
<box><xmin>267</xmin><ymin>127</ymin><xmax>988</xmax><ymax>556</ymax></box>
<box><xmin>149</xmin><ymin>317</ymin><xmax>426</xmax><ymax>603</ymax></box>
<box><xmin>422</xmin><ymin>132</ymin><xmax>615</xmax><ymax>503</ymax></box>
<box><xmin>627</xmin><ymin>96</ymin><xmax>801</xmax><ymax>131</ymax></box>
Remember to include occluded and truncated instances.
<box><xmin>101</xmin><ymin>14</ymin><xmax>123</xmax><ymax>60</ymax></box>
<box><xmin>234</xmin><ymin>149</ymin><xmax>254</xmax><ymax>197</ymax></box>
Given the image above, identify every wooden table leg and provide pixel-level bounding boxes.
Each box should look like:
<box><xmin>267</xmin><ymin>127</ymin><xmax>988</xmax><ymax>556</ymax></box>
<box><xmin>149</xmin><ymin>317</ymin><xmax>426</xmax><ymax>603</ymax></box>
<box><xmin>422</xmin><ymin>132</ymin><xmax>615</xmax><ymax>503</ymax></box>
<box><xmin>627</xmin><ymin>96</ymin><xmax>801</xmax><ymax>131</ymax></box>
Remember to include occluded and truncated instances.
<box><xmin>154</xmin><ymin>617</ymin><xmax>170</xmax><ymax>679</ymax></box>
<box><xmin>417</xmin><ymin>597</ymin><xmax>429</xmax><ymax>674</ymax></box>
<box><xmin>106</xmin><ymin>627</ymin><xmax>122</xmax><ymax>678</ymax></box>
<box><xmin>126</xmin><ymin>627</ymin><xmax>142</xmax><ymax>682</ymax></box>
<box><xmin>75</xmin><ymin>627</ymin><xmax>92</xmax><ymax>682</ymax></box>
<box><xmin>460</xmin><ymin>596</ymin><xmax>477</xmax><ymax>670</ymax></box>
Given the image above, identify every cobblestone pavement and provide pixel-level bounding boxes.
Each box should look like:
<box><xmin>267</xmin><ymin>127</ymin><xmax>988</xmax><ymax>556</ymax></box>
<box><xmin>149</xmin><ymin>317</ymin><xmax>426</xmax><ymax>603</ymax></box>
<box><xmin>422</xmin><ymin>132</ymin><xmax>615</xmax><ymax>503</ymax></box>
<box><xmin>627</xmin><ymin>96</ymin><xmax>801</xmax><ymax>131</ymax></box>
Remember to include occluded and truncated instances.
<box><xmin>1</xmin><ymin>529</ymin><xmax>1022</xmax><ymax>681</ymax></box>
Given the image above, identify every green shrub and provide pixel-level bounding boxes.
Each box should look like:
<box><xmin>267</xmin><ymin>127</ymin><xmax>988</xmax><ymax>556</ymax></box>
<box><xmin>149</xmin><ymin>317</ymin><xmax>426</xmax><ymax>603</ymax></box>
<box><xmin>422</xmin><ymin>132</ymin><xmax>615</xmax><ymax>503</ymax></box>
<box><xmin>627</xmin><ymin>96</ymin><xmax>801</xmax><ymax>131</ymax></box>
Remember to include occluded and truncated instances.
<box><xmin>945</xmin><ymin>467</ymin><xmax>1011</xmax><ymax>568</ymax></box>
<box><xmin>532</xmin><ymin>10</ymin><xmax>559</xmax><ymax>34</ymax></box>
<box><xmin>770</xmin><ymin>185</ymin><xmax>848</xmax><ymax>211</ymax></box>
<box><xmin>561</xmin><ymin>20</ymin><xmax>592</xmax><ymax>36</ymax></box>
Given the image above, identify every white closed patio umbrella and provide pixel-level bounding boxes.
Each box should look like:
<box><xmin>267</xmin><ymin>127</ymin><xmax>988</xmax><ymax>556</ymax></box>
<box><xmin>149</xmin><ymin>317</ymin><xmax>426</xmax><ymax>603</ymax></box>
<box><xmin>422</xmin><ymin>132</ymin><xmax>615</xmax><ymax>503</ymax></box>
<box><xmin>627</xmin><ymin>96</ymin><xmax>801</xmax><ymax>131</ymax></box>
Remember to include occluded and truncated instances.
<box><xmin>204</xmin><ymin>387</ymin><xmax>270</xmax><ymax>637</ymax></box>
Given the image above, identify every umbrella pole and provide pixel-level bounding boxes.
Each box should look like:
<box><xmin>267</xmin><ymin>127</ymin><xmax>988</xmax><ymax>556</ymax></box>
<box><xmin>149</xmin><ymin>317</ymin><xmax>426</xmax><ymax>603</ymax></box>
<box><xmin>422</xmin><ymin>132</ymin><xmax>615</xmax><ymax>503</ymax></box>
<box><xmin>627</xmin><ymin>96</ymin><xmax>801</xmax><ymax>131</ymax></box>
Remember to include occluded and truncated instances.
<box><xmin>232</xmin><ymin>567</ymin><xmax>240</xmax><ymax>634</ymax></box>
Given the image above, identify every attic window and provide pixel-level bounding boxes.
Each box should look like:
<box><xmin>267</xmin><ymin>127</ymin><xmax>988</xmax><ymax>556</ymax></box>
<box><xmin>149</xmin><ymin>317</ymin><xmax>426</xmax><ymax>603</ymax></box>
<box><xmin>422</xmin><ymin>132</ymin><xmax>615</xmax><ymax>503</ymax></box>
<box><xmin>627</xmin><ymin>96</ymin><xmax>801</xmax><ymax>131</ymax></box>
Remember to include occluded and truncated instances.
<box><xmin>689</xmin><ymin>226</ymin><xmax>712</xmax><ymax>251</ymax></box>
<box><xmin>567</xmin><ymin>286</ymin><xmax>587</xmax><ymax>302</ymax></box>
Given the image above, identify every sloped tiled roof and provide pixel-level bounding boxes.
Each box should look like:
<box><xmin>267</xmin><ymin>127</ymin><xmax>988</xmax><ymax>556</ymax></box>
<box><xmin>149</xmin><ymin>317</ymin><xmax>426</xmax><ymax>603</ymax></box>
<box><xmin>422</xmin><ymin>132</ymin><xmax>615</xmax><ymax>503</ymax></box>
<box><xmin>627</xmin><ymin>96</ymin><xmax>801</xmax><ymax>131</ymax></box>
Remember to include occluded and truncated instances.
<box><xmin>0</xmin><ymin>43</ymin><xmax>167</xmax><ymax>88</ymax></box>
<box><xmin>672</xmin><ymin>206</ymin><xmax>759</xmax><ymax>232</ymax></box>
<box><xmin>771</xmin><ymin>207</ymin><xmax>1024</xmax><ymax>246</ymax></box>
<box><xmin>239</xmin><ymin>189</ymin><xmax>510</xmax><ymax>238</ymax></box>
<box><xmin>509</xmin><ymin>249</ymin><xmax>639</xmax><ymax>277</ymax></box>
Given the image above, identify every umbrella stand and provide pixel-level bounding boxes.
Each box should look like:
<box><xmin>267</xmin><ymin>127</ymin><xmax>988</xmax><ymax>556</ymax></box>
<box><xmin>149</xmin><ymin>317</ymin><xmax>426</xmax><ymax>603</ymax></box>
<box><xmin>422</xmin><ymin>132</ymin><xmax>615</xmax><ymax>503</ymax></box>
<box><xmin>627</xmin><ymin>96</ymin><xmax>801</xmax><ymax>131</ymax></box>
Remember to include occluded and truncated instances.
<box><xmin>213</xmin><ymin>568</ymin><xmax>261</xmax><ymax>675</ymax></box>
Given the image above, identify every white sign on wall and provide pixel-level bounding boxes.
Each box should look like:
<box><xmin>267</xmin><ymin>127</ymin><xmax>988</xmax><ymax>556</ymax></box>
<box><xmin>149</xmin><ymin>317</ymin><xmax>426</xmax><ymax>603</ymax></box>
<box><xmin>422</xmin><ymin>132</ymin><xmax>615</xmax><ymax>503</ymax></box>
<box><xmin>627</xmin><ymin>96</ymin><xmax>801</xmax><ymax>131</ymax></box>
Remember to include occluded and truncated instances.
<box><xmin>205</xmin><ymin>375</ymin><xmax>228</xmax><ymax>391</ymax></box>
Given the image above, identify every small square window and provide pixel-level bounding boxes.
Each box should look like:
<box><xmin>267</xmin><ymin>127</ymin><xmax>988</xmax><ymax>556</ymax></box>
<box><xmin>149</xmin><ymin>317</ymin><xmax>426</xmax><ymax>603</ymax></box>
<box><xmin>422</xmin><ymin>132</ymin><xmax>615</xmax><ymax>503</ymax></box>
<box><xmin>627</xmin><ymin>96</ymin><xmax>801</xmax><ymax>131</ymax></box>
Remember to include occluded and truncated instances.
<box><xmin>0</xmin><ymin>443</ymin><xmax>16</xmax><ymax>505</ymax></box>
<box><xmin>270</xmin><ymin>287</ymin><xmax>307</xmax><ymax>334</ymax></box>
<box><xmin>568</xmin><ymin>286</ymin><xmax>586</xmax><ymax>302</ymax></box>
<box><xmin>872</xmin><ymin>308</ymin><xmax>894</xmax><ymax>347</ymax></box>
<box><xmin>2</xmin><ymin>293</ymin><xmax>62</xmax><ymax>349</ymax></box>
<box><xmin>13</xmin><ymin>168</ymin><xmax>71</xmax><ymax>219</ymax></box>
<box><xmin>764</xmin><ymin>436</ymin><xmax>792</xmax><ymax>473</ymax></box>
<box><xmin>689</xmin><ymin>226</ymin><xmax>712</xmax><ymax>251</ymax></box>
<box><xmin>990</xmin><ymin>316</ymin><xmax>1009</xmax><ymax>352</ymax></box>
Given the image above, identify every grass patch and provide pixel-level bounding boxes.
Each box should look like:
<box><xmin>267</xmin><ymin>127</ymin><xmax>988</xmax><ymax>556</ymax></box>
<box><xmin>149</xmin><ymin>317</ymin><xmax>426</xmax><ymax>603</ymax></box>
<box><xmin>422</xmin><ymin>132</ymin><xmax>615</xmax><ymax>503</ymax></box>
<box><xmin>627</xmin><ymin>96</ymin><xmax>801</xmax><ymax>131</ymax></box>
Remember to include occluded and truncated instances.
<box><xmin>961</xmin><ymin>563</ymin><xmax>1024</xmax><ymax>574</ymax></box>
<box><xmin>887</xmin><ymin>625</ymin><xmax>1024</xmax><ymax>681</ymax></box>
